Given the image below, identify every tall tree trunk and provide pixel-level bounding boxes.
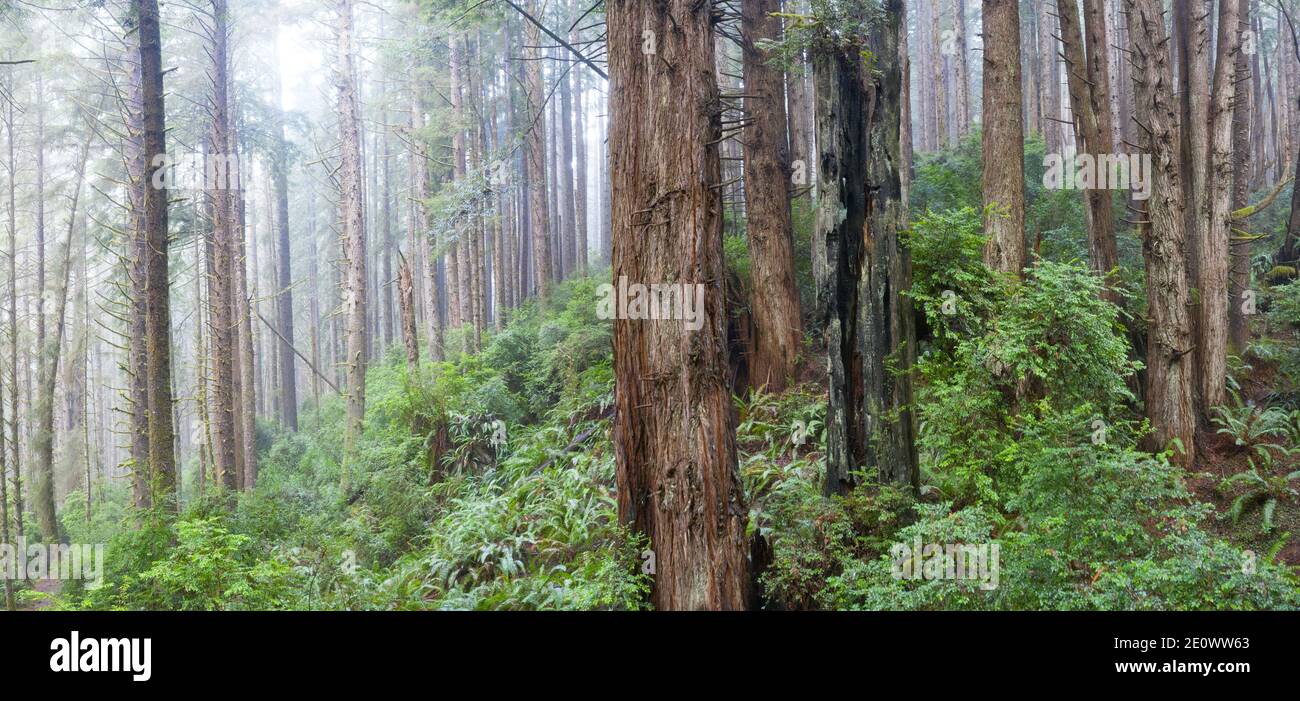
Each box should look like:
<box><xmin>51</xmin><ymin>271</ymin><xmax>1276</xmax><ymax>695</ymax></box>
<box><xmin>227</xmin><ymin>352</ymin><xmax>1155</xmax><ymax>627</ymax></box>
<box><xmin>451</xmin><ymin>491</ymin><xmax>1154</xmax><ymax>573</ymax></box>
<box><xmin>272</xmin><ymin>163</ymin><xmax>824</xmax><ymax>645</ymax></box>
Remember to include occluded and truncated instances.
<box><xmin>1058</xmin><ymin>0</ymin><xmax>1120</xmax><ymax>301</ymax></box>
<box><xmin>399</xmin><ymin>255</ymin><xmax>419</xmax><ymax>374</ymax></box>
<box><xmin>900</xmin><ymin>0</ymin><xmax>913</xmax><ymax>208</ymax></box>
<box><xmin>981</xmin><ymin>0</ymin><xmax>1027</xmax><ymax>277</ymax></box>
<box><xmin>785</xmin><ymin>0</ymin><xmax>815</xmax><ymax>194</ymax></box>
<box><xmin>1125</xmin><ymin>0</ymin><xmax>1198</xmax><ymax>467</ymax></box>
<box><xmin>1283</xmin><ymin>5</ymin><xmax>1300</xmax><ymax>266</ymax></box>
<box><xmin>4</xmin><ymin>95</ymin><xmax>21</xmax><ymax>534</ymax></box>
<box><xmin>559</xmin><ymin>26</ymin><xmax>578</xmax><ymax>278</ymax></box>
<box><xmin>470</xmin><ymin>34</ymin><xmax>488</xmax><ymax>348</ymax></box>
<box><xmin>34</xmin><ymin>132</ymin><xmax>91</xmax><ymax>542</ymax></box>
<box><xmin>816</xmin><ymin>0</ymin><xmax>916</xmax><ymax>496</ymax></box>
<box><xmin>931</xmin><ymin>0</ymin><xmax>948</xmax><ymax>147</ymax></box>
<box><xmin>0</xmin><ymin>205</ymin><xmax>9</xmax><ymax>604</ymax></box>
<box><xmin>572</xmin><ymin>22</ymin><xmax>589</xmax><ymax>274</ymax></box>
<box><xmin>233</xmin><ymin>145</ymin><xmax>257</xmax><ymax>490</ymax></box>
<box><xmin>410</xmin><ymin>81</ymin><xmax>443</xmax><ymax>361</ymax></box>
<box><xmin>448</xmin><ymin>35</ymin><xmax>466</xmax><ymax>327</ymax></box>
<box><xmin>1229</xmin><ymin>0</ymin><xmax>1254</xmax><ymax>351</ymax></box>
<box><xmin>139</xmin><ymin>0</ymin><xmax>176</xmax><ymax>506</ymax></box>
<box><xmin>608</xmin><ymin>0</ymin><xmax>749</xmax><ymax>610</ymax></box>
<box><xmin>1201</xmin><ymin>0</ymin><xmax>1243</xmax><ymax>414</ymax></box>
<box><xmin>862</xmin><ymin>0</ymin><xmax>917</xmax><ymax>489</ymax></box>
<box><xmin>207</xmin><ymin>0</ymin><xmax>239</xmax><ymax>493</ymax></box>
<box><xmin>741</xmin><ymin>0</ymin><xmax>803</xmax><ymax>393</ymax></box>
<box><xmin>952</xmin><ymin>0</ymin><xmax>970</xmax><ymax>138</ymax></box>
<box><xmin>1038</xmin><ymin>1</ymin><xmax>1060</xmax><ymax>153</ymax></box>
<box><xmin>307</xmin><ymin>193</ymin><xmax>323</xmax><ymax>405</ymax></box>
<box><xmin>1083</xmin><ymin>0</ymin><xmax>1119</xmax><ymax>290</ymax></box>
<box><xmin>336</xmin><ymin>0</ymin><xmax>368</xmax><ymax>490</ymax></box>
<box><xmin>1175</xmin><ymin>0</ymin><xmax>1212</xmax><ymax>410</ymax></box>
<box><xmin>32</xmin><ymin>71</ymin><xmax>56</xmax><ymax>538</ymax></box>
<box><xmin>273</xmin><ymin>34</ymin><xmax>298</xmax><ymax>432</ymax></box>
<box><xmin>525</xmin><ymin>3</ymin><xmax>554</xmax><ymax>297</ymax></box>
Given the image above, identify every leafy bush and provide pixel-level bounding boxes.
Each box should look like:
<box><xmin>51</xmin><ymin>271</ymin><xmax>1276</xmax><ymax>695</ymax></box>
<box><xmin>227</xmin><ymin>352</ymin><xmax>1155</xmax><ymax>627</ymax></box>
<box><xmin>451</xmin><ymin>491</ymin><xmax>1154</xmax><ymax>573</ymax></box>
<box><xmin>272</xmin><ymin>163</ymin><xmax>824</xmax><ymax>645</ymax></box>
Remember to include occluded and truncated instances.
<box><xmin>908</xmin><ymin>208</ymin><xmax>1139</xmax><ymax>505</ymax></box>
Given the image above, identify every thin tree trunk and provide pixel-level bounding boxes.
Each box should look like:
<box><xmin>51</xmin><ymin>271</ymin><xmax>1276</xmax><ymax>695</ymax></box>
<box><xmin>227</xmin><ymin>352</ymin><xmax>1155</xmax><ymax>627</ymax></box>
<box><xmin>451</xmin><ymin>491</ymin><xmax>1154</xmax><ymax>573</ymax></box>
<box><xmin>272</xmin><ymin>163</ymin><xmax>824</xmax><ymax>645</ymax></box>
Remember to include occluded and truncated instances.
<box><xmin>784</xmin><ymin>1</ymin><xmax>815</xmax><ymax>194</ymax></box>
<box><xmin>559</xmin><ymin>24</ymin><xmax>578</xmax><ymax>278</ymax></box>
<box><xmin>273</xmin><ymin>33</ymin><xmax>299</xmax><ymax>431</ymax></box>
<box><xmin>1058</xmin><ymin>0</ymin><xmax>1120</xmax><ymax>301</ymax></box>
<box><xmin>981</xmin><ymin>0</ymin><xmax>1027</xmax><ymax>277</ymax></box>
<box><xmin>336</xmin><ymin>0</ymin><xmax>368</xmax><ymax>490</ymax></box>
<box><xmin>33</xmin><ymin>131</ymin><xmax>91</xmax><ymax>541</ymax></box>
<box><xmin>1038</xmin><ymin>1</ymin><xmax>1060</xmax><ymax>153</ymax></box>
<box><xmin>952</xmin><ymin>0</ymin><xmax>970</xmax><ymax>137</ymax></box>
<box><xmin>525</xmin><ymin>3</ymin><xmax>554</xmax><ymax>297</ymax></box>
<box><xmin>1230</xmin><ymin>0</ymin><xmax>1254</xmax><ymax>351</ymax></box>
<box><xmin>207</xmin><ymin>0</ymin><xmax>239</xmax><ymax>493</ymax></box>
<box><xmin>572</xmin><ymin>20</ymin><xmax>589</xmax><ymax>274</ymax></box>
<box><xmin>232</xmin><ymin>124</ymin><xmax>257</xmax><ymax>490</ymax></box>
<box><xmin>1201</xmin><ymin>0</ymin><xmax>1243</xmax><ymax>414</ymax></box>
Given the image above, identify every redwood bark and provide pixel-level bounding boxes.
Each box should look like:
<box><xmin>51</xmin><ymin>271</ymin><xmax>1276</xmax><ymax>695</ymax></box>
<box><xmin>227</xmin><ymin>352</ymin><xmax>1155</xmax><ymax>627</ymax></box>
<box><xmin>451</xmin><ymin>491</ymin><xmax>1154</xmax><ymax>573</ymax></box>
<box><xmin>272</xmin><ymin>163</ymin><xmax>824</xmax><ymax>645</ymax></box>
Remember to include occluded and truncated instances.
<box><xmin>608</xmin><ymin>0</ymin><xmax>749</xmax><ymax>610</ymax></box>
<box><xmin>1058</xmin><ymin>0</ymin><xmax>1120</xmax><ymax>301</ymax></box>
<box><xmin>1230</xmin><ymin>1</ymin><xmax>1254</xmax><ymax>351</ymax></box>
<box><xmin>815</xmin><ymin>0</ymin><xmax>916</xmax><ymax>496</ymax></box>
<box><xmin>981</xmin><ymin>0</ymin><xmax>1027</xmax><ymax>277</ymax></box>
<box><xmin>742</xmin><ymin>0</ymin><xmax>803</xmax><ymax>393</ymax></box>
<box><xmin>525</xmin><ymin>4</ymin><xmax>554</xmax><ymax>297</ymax></box>
<box><xmin>1202</xmin><ymin>0</ymin><xmax>1242</xmax><ymax>413</ymax></box>
<box><xmin>1175</xmin><ymin>0</ymin><xmax>1211</xmax><ymax>408</ymax></box>
<box><xmin>1125</xmin><ymin>0</ymin><xmax>1198</xmax><ymax>466</ymax></box>
<box><xmin>952</xmin><ymin>0</ymin><xmax>970</xmax><ymax>136</ymax></box>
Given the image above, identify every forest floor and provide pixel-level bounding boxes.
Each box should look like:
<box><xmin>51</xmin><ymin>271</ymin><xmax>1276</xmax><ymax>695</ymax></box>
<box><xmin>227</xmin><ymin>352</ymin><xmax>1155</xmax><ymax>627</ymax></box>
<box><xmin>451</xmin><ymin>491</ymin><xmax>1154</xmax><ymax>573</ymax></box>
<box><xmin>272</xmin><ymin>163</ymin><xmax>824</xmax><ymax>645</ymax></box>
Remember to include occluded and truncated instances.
<box><xmin>1191</xmin><ymin>358</ymin><xmax>1300</xmax><ymax>568</ymax></box>
<box><xmin>19</xmin><ymin>578</ymin><xmax>61</xmax><ymax>611</ymax></box>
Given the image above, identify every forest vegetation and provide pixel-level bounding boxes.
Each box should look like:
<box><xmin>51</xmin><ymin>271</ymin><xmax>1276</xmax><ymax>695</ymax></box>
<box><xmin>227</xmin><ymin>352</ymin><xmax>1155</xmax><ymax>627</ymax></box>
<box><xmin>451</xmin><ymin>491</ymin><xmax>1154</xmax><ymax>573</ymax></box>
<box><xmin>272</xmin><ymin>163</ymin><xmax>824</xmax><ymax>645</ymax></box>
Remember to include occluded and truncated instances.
<box><xmin>0</xmin><ymin>0</ymin><xmax>1297</xmax><ymax>611</ymax></box>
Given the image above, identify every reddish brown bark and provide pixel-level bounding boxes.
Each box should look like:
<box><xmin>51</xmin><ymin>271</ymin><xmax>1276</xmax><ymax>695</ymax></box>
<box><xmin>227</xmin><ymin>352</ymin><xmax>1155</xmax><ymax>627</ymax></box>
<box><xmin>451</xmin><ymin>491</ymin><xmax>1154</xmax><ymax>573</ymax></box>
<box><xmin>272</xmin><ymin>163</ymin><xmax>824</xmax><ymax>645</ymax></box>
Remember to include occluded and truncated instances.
<box><xmin>608</xmin><ymin>0</ymin><xmax>749</xmax><ymax>610</ymax></box>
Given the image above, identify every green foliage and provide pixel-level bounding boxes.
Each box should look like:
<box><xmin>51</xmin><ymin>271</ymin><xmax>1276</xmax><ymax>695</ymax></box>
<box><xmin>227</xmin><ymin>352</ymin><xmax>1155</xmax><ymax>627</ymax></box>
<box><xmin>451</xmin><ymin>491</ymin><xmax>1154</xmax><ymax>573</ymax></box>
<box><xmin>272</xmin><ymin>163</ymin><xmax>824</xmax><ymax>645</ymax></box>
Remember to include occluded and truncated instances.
<box><xmin>136</xmin><ymin>516</ymin><xmax>300</xmax><ymax>611</ymax></box>
<box><xmin>755</xmin><ymin>203</ymin><xmax>1298</xmax><ymax>611</ymax></box>
<box><xmin>761</xmin><ymin>421</ymin><xmax>1300</xmax><ymax>611</ymax></box>
<box><xmin>1256</xmin><ymin>281</ymin><xmax>1300</xmax><ymax>386</ymax></box>
<box><xmin>1212</xmin><ymin>393</ymin><xmax>1298</xmax><ymax>462</ymax></box>
<box><xmin>1218</xmin><ymin>450</ymin><xmax>1300</xmax><ymax>533</ymax></box>
<box><xmin>907</xmin><ymin>207</ymin><xmax>1139</xmax><ymax>505</ymax></box>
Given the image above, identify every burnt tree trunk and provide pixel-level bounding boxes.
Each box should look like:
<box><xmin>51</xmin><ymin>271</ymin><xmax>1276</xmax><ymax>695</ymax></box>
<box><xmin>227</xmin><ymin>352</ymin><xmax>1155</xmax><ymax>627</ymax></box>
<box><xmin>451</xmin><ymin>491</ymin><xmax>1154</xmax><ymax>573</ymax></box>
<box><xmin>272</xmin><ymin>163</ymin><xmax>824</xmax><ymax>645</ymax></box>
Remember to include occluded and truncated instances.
<box><xmin>815</xmin><ymin>0</ymin><xmax>916</xmax><ymax>496</ymax></box>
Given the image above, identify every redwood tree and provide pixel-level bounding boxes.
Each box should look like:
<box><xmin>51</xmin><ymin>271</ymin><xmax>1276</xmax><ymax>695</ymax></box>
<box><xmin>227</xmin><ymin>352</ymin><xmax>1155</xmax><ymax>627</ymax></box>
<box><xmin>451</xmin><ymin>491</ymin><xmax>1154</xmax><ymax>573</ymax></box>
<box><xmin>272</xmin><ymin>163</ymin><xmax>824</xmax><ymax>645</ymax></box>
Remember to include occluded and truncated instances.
<box><xmin>607</xmin><ymin>0</ymin><xmax>750</xmax><ymax>610</ymax></box>
<box><xmin>814</xmin><ymin>0</ymin><xmax>916</xmax><ymax>496</ymax></box>
<box><xmin>980</xmin><ymin>0</ymin><xmax>1026</xmax><ymax>277</ymax></box>
<box><xmin>741</xmin><ymin>0</ymin><xmax>803</xmax><ymax>392</ymax></box>
<box><xmin>1125</xmin><ymin>0</ymin><xmax>1197</xmax><ymax>466</ymax></box>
